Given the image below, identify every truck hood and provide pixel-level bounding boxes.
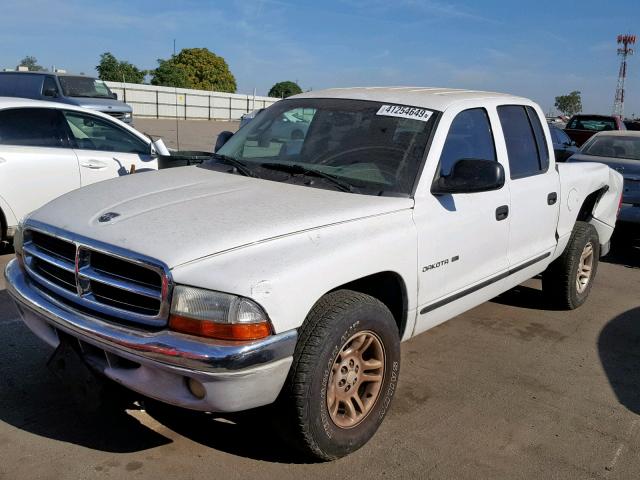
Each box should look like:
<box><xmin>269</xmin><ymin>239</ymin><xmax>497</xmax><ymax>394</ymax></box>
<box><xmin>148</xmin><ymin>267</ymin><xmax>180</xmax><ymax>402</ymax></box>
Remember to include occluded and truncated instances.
<box><xmin>29</xmin><ymin>167</ymin><xmax>413</xmax><ymax>268</ymax></box>
<box><xmin>65</xmin><ymin>96</ymin><xmax>132</xmax><ymax>113</ymax></box>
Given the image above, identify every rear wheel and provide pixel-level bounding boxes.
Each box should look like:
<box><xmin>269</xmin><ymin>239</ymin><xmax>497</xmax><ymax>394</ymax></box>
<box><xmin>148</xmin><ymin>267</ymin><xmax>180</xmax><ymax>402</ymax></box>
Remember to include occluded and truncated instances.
<box><xmin>542</xmin><ymin>221</ymin><xmax>599</xmax><ymax>309</ymax></box>
<box><xmin>280</xmin><ymin>290</ymin><xmax>400</xmax><ymax>461</ymax></box>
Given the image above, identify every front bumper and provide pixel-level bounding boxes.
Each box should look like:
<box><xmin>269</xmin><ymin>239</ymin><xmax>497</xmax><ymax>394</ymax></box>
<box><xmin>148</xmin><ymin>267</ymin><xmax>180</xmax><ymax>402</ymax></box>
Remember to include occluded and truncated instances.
<box><xmin>5</xmin><ymin>259</ymin><xmax>296</xmax><ymax>412</ymax></box>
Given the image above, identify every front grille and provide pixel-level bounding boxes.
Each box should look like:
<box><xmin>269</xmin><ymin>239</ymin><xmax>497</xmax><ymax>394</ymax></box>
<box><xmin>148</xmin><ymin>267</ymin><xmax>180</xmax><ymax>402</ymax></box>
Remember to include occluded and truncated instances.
<box><xmin>22</xmin><ymin>227</ymin><xmax>170</xmax><ymax>327</ymax></box>
<box><xmin>106</xmin><ymin>111</ymin><xmax>125</xmax><ymax>120</ymax></box>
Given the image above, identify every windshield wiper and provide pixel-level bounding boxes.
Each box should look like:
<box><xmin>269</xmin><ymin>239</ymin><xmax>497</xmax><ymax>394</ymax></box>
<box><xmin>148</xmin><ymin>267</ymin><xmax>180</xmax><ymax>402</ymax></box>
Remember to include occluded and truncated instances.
<box><xmin>259</xmin><ymin>162</ymin><xmax>360</xmax><ymax>193</ymax></box>
<box><xmin>211</xmin><ymin>153</ymin><xmax>256</xmax><ymax>177</ymax></box>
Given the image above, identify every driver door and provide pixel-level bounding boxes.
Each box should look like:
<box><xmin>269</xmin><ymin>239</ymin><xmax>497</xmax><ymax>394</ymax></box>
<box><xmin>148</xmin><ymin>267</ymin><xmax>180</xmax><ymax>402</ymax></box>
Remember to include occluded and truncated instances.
<box><xmin>61</xmin><ymin>110</ymin><xmax>154</xmax><ymax>186</ymax></box>
<box><xmin>413</xmin><ymin>107</ymin><xmax>511</xmax><ymax>335</ymax></box>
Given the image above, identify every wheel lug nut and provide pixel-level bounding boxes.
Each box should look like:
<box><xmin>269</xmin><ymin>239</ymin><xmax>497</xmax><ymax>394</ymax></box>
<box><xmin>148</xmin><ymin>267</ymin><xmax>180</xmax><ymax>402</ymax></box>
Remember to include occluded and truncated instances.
<box><xmin>349</xmin><ymin>359</ymin><xmax>354</xmax><ymax>368</ymax></box>
<box><xmin>341</xmin><ymin>366</ymin><xmax>348</xmax><ymax>374</ymax></box>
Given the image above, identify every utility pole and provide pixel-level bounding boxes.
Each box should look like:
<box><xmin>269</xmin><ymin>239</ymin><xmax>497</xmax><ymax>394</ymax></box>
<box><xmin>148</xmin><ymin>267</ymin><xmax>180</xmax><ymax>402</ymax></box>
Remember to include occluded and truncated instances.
<box><xmin>613</xmin><ymin>33</ymin><xmax>636</xmax><ymax>118</ymax></box>
<box><xmin>173</xmin><ymin>38</ymin><xmax>180</xmax><ymax>149</ymax></box>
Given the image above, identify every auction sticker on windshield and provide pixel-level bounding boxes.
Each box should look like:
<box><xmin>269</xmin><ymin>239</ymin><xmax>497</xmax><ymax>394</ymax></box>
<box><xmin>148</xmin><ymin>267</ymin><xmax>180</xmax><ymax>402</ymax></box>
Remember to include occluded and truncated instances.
<box><xmin>376</xmin><ymin>105</ymin><xmax>433</xmax><ymax>122</ymax></box>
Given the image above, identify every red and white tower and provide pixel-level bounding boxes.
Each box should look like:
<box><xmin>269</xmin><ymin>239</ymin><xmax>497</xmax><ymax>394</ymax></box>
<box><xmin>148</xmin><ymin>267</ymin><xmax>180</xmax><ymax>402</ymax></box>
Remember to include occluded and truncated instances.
<box><xmin>613</xmin><ymin>34</ymin><xmax>635</xmax><ymax>118</ymax></box>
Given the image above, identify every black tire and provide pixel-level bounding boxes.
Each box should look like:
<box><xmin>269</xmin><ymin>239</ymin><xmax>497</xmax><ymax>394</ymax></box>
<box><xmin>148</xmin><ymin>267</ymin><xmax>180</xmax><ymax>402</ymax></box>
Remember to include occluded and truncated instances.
<box><xmin>542</xmin><ymin>221</ymin><xmax>600</xmax><ymax>309</ymax></box>
<box><xmin>280</xmin><ymin>289</ymin><xmax>400</xmax><ymax>461</ymax></box>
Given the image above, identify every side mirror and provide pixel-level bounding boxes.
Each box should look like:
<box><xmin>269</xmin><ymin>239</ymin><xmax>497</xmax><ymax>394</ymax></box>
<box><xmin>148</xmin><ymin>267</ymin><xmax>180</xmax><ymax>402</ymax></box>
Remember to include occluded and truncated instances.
<box><xmin>215</xmin><ymin>131</ymin><xmax>234</xmax><ymax>152</ymax></box>
<box><xmin>112</xmin><ymin>92</ymin><xmax>118</xmax><ymax>100</ymax></box>
<box><xmin>150</xmin><ymin>138</ymin><xmax>169</xmax><ymax>157</ymax></box>
<box><xmin>432</xmin><ymin>159</ymin><xmax>505</xmax><ymax>195</ymax></box>
<box><xmin>43</xmin><ymin>88</ymin><xmax>58</xmax><ymax>98</ymax></box>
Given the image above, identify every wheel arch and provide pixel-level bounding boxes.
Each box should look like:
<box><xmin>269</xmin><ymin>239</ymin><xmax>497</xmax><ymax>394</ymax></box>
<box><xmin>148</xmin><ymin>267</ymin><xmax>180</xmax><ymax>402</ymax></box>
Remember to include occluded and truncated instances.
<box><xmin>577</xmin><ymin>187</ymin><xmax>608</xmax><ymax>222</ymax></box>
<box><xmin>326</xmin><ymin>271</ymin><xmax>409</xmax><ymax>339</ymax></box>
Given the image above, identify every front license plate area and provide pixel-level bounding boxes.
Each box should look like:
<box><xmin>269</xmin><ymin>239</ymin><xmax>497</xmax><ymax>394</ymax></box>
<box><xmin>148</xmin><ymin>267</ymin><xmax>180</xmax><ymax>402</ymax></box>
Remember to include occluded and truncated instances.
<box><xmin>47</xmin><ymin>336</ymin><xmax>105</xmax><ymax>410</ymax></box>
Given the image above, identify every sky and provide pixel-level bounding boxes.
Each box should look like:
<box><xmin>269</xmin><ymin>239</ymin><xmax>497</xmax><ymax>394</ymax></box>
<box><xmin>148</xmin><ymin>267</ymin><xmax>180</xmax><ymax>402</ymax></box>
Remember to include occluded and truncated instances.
<box><xmin>2</xmin><ymin>0</ymin><xmax>640</xmax><ymax>116</ymax></box>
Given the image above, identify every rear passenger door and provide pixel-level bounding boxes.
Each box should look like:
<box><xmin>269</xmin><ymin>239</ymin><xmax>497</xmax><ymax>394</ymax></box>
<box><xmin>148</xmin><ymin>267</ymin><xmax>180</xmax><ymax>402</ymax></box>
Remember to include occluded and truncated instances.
<box><xmin>0</xmin><ymin>108</ymin><xmax>80</xmax><ymax>223</ymax></box>
<box><xmin>497</xmin><ymin>105</ymin><xmax>560</xmax><ymax>267</ymax></box>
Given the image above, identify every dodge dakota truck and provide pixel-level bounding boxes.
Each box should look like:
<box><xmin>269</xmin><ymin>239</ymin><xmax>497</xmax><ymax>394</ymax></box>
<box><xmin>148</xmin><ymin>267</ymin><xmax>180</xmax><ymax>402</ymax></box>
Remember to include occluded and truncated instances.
<box><xmin>5</xmin><ymin>87</ymin><xmax>623</xmax><ymax>460</ymax></box>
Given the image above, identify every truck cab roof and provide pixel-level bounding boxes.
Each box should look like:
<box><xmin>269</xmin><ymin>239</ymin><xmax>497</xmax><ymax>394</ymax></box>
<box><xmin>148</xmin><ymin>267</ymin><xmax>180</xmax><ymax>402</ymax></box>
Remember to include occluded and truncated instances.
<box><xmin>292</xmin><ymin>86</ymin><xmax>530</xmax><ymax>112</ymax></box>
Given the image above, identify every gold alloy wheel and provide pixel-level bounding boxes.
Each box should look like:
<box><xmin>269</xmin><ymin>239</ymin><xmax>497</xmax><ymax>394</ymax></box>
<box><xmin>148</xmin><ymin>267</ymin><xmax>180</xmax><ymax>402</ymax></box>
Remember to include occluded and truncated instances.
<box><xmin>576</xmin><ymin>241</ymin><xmax>594</xmax><ymax>294</ymax></box>
<box><xmin>327</xmin><ymin>330</ymin><xmax>385</xmax><ymax>428</ymax></box>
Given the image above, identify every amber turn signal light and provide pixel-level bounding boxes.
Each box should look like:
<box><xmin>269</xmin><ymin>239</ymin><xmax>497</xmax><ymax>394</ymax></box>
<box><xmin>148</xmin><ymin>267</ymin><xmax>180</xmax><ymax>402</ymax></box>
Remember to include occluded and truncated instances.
<box><xmin>169</xmin><ymin>314</ymin><xmax>272</xmax><ymax>341</ymax></box>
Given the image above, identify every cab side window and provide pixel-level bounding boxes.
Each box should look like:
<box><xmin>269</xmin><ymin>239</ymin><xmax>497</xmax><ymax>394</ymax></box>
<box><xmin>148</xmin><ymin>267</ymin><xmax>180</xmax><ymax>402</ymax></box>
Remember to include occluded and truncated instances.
<box><xmin>438</xmin><ymin>108</ymin><xmax>496</xmax><ymax>176</ymax></box>
<box><xmin>63</xmin><ymin>111</ymin><xmax>148</xmax><ymax>154</ymax></box>
<box><xmin>497</xmin><ymin>105</ymin><xmax>548</xmax><ymax>179</ymax></box>
<box><xmin>42</xmin><ymin>76</ymin><xmax>59</xmax><ymax>97</ymax></box>
<box><xmin>0</xmin><ymin>108</ymin><xmax>66</xmax><ymax>148</ymax></box>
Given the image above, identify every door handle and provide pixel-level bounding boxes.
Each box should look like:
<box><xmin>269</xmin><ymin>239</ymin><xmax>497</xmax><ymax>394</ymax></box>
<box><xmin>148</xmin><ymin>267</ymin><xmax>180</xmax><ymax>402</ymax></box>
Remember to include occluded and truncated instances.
<box><xmin>495</xmin><ymin>205</ymin><xmax>509</xmax><ymax>221</ymax></box>
<box><xmin>547</xmin><ymin>192</ymin><xmax>558</xmax><ymax>205</ymax></box>
<box><xmin>80</xmin><ymin>160</ymin><xmax>107</xmax><ymax>170</ymax></box>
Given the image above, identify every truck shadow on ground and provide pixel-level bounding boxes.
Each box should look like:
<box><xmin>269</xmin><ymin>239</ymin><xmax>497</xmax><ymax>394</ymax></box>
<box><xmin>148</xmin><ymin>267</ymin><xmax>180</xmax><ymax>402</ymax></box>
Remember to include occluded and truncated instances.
<box><xmin>0</xmin><ymin>289</ymin><xmax>302</xmax><ymax>461</ymax></box>
<box><xmin>143</xmin><ymin>401</ymin><xmax>305</xmax><ymax>463</ymax></box>
<box><xmin>493</xmin><ymin>227</ymin><xmax>639</xmax><ymax>310</ymax></box>
<box><xmin>598</xmin><ymin>306</ymin><xmax>640</xmax><ymax>415</ymax></box>
<box><xmin>491</xmin><ymin>283</ymin><xmax>563</xmax><ymax>311</ymax></box>
<box><xmin>0</xmin><ymin>291</ymin><xmax>171</xmax><ymax>452</ymax></box>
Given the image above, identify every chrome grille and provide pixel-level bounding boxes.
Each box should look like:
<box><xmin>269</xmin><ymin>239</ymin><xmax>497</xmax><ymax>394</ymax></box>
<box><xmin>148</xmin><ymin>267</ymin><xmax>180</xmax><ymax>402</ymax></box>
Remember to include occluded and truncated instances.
<box><xmin>22</xmin><ymin>226</ymin><xmax>171</xmax><ymax>327</ymax></box>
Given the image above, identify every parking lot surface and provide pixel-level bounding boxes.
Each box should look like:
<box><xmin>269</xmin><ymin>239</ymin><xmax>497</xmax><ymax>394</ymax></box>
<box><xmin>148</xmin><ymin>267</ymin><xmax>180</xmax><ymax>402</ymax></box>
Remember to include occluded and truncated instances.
<box><xmin>1</xmin><ymin>229</ymin><xmax>639</xmax><ymax>479</ymax></box>
<box><xmin>133</xmin><ymin>118</ymin><xmax>240</xmax><ymax>152</ymax></box>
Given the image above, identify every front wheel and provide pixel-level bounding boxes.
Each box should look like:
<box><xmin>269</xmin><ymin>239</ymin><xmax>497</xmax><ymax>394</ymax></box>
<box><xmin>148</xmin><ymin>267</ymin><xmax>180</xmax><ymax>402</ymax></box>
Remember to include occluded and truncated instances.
<box><xmin>280</xmin><ymin>290</ymin><xmax>400</xmax><ymax>461</ymax></box>
<box><xmin>542</xmin><ymin>221</ymin><xmax>600</xmax><ymax>309</ymax></box>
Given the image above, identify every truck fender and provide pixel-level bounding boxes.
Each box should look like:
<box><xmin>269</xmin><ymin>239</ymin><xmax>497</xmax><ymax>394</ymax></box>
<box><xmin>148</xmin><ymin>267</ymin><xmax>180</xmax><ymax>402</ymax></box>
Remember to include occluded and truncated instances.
<box><xmin>554</xmin><ymin>163</ymin><xmax>623</xmax><ymax>258</ymax></box>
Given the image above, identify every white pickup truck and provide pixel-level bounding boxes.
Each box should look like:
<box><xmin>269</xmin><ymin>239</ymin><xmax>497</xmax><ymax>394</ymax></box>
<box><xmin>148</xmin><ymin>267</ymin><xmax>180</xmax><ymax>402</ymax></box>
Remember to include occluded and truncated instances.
<box><xmin>6</xmin><ymin>87</ymin><xmax>623</xmax><ymax>460</ymax></box>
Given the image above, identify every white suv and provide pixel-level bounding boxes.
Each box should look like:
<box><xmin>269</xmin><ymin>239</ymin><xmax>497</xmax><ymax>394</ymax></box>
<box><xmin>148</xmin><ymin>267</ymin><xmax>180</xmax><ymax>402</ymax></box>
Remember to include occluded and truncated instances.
<box><xmin>0</xmin><ymin>97</ymin><xmax>159</xmax><ymax>244</ymax></box>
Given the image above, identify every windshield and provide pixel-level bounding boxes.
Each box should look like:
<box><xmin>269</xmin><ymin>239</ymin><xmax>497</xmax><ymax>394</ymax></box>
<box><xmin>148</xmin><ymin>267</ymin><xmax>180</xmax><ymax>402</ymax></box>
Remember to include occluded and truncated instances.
<box><xmin>58</xmin><ymin>76</ymin><xmax>114</xmax><ymax>98</ymax></box>
<box><xmin>568</xmin><ymin>116</ymin><xmax>617</xmax><ymax>132</ymax></box>
<box><xmin>212</xmin><ymin>98</ymin><xmax>438</xmax><ymax>196</ymax></box>
<box><xmin>581</xmin><ymin>135</ymin><xmax>640</xmax><ymax>160</ymax></box>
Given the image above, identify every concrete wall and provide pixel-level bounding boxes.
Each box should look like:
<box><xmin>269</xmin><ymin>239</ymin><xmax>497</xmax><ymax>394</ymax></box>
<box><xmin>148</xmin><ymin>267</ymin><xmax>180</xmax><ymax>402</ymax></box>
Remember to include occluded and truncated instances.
<box><xmin>104</xmin><ymin>81</ymin><xmax>280</xmax><ymax>121</ymax></box>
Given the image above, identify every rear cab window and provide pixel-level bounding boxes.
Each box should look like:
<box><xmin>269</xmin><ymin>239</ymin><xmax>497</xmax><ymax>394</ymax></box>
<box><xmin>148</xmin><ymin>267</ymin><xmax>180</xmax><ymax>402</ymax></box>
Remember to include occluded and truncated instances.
<box><xmin>497</xmin><ymin>105</ymin><xmax>549</xmax><ymax>179</ymax></box>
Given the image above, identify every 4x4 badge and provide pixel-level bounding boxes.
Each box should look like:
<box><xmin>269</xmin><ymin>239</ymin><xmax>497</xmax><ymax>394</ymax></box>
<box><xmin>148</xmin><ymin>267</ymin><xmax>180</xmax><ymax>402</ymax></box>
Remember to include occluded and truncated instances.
<box><xmin>98</xmin><ymin>212</ymin><xmax>120</xmax><ymax>223</ymax></box>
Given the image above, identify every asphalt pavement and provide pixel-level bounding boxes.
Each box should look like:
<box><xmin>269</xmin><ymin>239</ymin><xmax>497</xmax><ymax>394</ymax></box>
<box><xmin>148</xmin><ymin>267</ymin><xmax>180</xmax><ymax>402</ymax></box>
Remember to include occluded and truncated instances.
<box><xmin>133</xmin><ymin>118</ymin><xmax>240</xmax><ymax>152</ymax></box>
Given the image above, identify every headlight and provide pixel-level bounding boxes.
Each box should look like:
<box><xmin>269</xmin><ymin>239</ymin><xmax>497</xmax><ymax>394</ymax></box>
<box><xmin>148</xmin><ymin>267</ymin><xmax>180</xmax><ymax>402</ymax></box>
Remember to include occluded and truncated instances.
<box><xmin>123</xmin><ymin>112</ymin><xmax>132</xmax><ymax>120</ymax></box>
<box><xmin>169</xmin><ymin>285</ymin><xmax>272</xmax><ymax>340</ymax></box>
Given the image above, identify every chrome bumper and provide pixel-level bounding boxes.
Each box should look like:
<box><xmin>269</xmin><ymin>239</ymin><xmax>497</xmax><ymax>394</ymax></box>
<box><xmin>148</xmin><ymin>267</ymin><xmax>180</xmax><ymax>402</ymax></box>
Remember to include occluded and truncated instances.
<box><xmin>5</xmin><ymin>259</ymin><xmax>297</xmax><ymax>412</ymax></box>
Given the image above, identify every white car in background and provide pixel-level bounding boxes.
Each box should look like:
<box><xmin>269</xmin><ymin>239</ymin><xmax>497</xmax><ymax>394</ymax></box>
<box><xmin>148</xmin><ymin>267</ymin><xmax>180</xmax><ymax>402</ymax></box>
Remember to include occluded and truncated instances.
<box><xmin>0</xmin><ymin>97</ymin><xmax>166</xmax><ymax>245</ymax></box>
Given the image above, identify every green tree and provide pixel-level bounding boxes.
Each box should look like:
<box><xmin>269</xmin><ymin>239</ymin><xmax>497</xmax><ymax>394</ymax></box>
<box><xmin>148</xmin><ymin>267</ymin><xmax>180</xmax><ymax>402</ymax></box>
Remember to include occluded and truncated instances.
<box><xmin>554</xmin><ymin>91</ymin><xmax>582</xmax><ymax>116</ymax></box>
<box><xmin>151</xmin><ymin>48</ymin><xmax>236</xmax><ymax>92</ymax></box>
<box><xmin>268</xmin><ymin>81</ymin><xmax>303</xmax><ymax>98</ymax></box>
<box><xmin>19</xmin><ymin>56</ymin><xmax>46</xmax><ymax>71</ymax></box>
<box><xmin>96</xmin><ymin>52</ymin><xmax>145</xmax><ymax>83</ymax></box>
<box><xmin>150</xmin><ymin>57</ymin><xmax>190</xmax><ymax>88</ymax></box>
